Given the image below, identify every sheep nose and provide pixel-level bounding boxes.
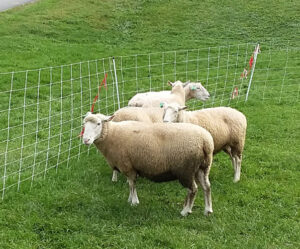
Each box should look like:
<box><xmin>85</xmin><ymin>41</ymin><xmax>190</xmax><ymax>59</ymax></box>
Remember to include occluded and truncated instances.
<box><xmin>83</xmin><ymin>138</ymin><xmax>90</xmax><ymax>144</ymax></box>
<box><xmin>163</xmin><ymin>120</ymin><xmax>170</xmax><ymax>123</ymax></box>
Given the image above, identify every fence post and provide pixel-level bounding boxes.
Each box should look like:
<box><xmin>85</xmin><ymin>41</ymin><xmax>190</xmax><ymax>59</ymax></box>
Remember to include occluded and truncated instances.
<box><xmin>112</xmin><ymin>57</ymin><xmax>121</xmax><ymax>109</ymax></box>
<box><xmin>245</xmin><ymin>44</ymin><xmax>260</xmax><ymax>101</ymax></box>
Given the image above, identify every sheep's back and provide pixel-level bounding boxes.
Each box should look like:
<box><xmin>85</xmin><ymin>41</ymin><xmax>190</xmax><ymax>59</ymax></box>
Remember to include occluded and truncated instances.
<box><xmin>188</xmin><ymin>107</ymin><xmax>247</xmax><ymax>152</ymax></box>
<box><xmin>128</xmin><ymin>91</ymin><xmax>171</xmax><ymax>107</ymax></box>
<box><xmin>113</xmin><ymin>107</ymin><xmax>164</xmax><ymax>123</ymax></box>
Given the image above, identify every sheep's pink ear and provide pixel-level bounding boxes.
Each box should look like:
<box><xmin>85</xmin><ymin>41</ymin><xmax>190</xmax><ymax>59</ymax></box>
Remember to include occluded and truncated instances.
<box><xmin>178</xmin><ymin>106</ymin><xmax>187</xmax><ymax>111</ymax></box>
<box><xmin>103</xmin><ymin>115</ymin><xmax>114</xmax><ymax>122</ymax></box>
<box><xmin>168</xmin><ymin>81</ymin><xmax>174</xmax><ymax>87</ymax></box>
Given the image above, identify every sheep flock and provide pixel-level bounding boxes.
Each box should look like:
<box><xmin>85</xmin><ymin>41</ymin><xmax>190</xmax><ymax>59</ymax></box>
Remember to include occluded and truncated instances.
<box><xmin>82</xmin><ymin>80</ymin><xmax>247</xmax><ymax>216</ymax></box>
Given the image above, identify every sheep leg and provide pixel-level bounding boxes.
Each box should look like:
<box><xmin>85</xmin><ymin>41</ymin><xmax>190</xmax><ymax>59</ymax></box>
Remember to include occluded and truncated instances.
<box><xmin>233</xmin><ymin>154</ymin><xmax>242</xmax><ymax>183</ymax></box>
<box><xmin>224</xmin><ymin>146</ymin><xmax>239</xmax><ymax>182</ymax></box>
<box><xmin>112</xmin><ymin>170</ymin><xmax>118</xmax><ymax>182</ymax></box>
<box><xmin>231</xmin><ymin>156</ymin><xmax>237</xmax><ymax>179</ymax></box>
<box><xmin>180</xmin><ymin>180</ymin><xmax>198</xmax><ymax>216</ymax></box>
<box><xmin>127</xmin><ymin>173</ymin><xmax>139</xmax><ymax>206</ymax></box>
<box><xmin>197</xmin><ymin>169</ymin><xmax>213</xmax><ymax>216</ymax></box>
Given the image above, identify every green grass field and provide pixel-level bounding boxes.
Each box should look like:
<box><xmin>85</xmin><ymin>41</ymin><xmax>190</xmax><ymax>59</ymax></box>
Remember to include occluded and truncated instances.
<box><xmin>0</xmin><ymin>0</ymin><xmax>299</xmax><ymax>248</ymax></box>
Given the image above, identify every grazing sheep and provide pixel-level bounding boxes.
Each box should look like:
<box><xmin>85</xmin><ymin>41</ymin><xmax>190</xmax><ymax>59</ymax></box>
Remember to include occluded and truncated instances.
<box><xmin>162</xmin><ymin>104</ymin><xmax>247</xmax><ymax>183</ymax></box>
<box><xmin>82</xmin><ymin>112</ymin><xmax>214</xmax><ymax>216</ymax></box>
<box><xmin>128</xmin><ymin>80</ymin><xmax>210</xmax><ymax>107</ymax></box>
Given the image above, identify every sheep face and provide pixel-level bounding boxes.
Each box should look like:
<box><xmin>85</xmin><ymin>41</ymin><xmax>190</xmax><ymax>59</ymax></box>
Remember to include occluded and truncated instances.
<box><xmin>82</xmin><ymin>118</ymin><xmax>103</xmax><ymax>145</ymax></box>
<box><xmin>186</xmin><ymin>83</ymin><xmax>210</xmax><ymax>101</ymax></box>
<box><xmin>82</xmin><ymin>113</ymin><xmax>113</xmax><ymax>145</ymax></box>
<box><xmin>162</xmin><ymin>103</ymin><xmax>187</xmax><ymax>123</ymax></box>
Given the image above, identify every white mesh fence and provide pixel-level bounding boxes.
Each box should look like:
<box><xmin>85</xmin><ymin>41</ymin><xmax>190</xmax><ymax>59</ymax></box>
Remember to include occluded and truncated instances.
<box><xmin>0</xmin><ymin>42</ymin><xmax>299</xmax><ymax>198</ymax></box>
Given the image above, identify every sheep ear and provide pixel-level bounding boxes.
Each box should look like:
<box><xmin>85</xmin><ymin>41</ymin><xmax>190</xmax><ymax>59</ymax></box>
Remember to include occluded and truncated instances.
<box><xmin>178</xmin><ymin>106</ymin><xmax>187</xmax><ymax>111</ymax></box>
<box><xmin>85</xmin><ymin>111</ymin><xmax>92</xmax><ymax>117</ymax></box>
<box><xmin>183</xmin><ymin>81</ymin><xmax>190</xmax><ymax>88</ymax></box>
<box><xmin>103</xmin><ymin>115</ymin><xmax>114</xmax><ymax>122</ymax></box>
<box><xmin>168</xmin><ymin>81</ymin><xmax>174</xmax><ymax>87</ymax></box>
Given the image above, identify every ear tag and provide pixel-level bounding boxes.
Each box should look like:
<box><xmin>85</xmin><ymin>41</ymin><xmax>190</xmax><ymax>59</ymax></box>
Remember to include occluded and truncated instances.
<box><xmin>160</xmin><ymin>103</ymin><xmax>164</xmax><ymax>108</ymax></box>
<box><xmin>191</xmin><ymin>85</ymin><xmax>197</xmax><ymax>90</ymax></box>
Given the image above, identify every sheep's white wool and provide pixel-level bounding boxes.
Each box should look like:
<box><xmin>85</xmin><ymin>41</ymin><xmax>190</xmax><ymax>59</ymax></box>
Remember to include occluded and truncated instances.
<box><xmin>112</xmin><ymin>107</ymin><xmax>164</xmax><ymax>123</ymax></box>
<box><xmin>128</xmin><ymin>80</ymin><xmax>210</xmax><ymax>107</ymax></box>
<box><xmin>162</xmin><ymin>104</ymin><xmax>247</xmax><ymax>182</ymax></box>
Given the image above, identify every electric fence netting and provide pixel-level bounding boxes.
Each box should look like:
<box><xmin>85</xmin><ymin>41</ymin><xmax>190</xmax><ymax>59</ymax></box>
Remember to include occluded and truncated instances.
<box><xmin>0</xmin><ymin>42</ymin><xmax>299</xmax><ymax>198</ymax></box>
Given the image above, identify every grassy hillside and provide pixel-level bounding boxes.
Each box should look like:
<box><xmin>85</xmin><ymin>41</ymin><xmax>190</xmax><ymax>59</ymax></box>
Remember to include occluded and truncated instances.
<box><xmin>0</xmin><ymin>0</ymin><xmax>299</xmax><ymax>71</ymax></box>
<box><xmin>0</xmin><ymin>0</ymin><xmax>299</xmax><ymax>248</ymax></box>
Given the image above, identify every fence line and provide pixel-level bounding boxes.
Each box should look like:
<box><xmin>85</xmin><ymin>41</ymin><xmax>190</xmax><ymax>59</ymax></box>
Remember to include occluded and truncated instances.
<box><xmin>0</xmin><ymin>42</ymin><xmax>299</xmax><ymax>199</ymax></box>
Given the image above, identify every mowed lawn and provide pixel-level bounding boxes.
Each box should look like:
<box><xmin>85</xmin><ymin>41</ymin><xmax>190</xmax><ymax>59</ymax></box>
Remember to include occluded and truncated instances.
<box><xmin>0</xmin><ymin>0</ymin><xmax>299</xmax><ymax>249</ymax></box>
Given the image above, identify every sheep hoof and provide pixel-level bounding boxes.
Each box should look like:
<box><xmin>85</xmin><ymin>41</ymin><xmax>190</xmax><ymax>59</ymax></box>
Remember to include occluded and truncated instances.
<box><xmin>131</xmin><ymin>201</ymin><xmax>139</xmax><ymax>206</ymax></box>
<box><xmin>112</xmin><ymin>177</ymin><xmax>118</xmax><ymax>182</ymax></box>
<box><xmin>233</xmin><ymin>178</ymin><xmax>240</xmax><ymax>183</ymax></box>
<box><xmin>180</xmin><ymin>208</ymin><xmax>191</xmax><ymax>217</ymax></box>
<box><xmin>180</xmin><ymin>211</ymin><xmax>188</xmax><ymax>217</ymax></box>
<box><xmin>204</xmin><ymin>209</ymin><xmax>213</xmax><ymax>216</ymax></box>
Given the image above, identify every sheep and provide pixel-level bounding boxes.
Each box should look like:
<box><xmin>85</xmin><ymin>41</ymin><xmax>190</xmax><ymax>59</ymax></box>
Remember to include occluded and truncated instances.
<box><xmin>112</xmin><ymin>107</ymin><xmax>164</xmax><ymax>123</ymax></box>
<box><xmin>108</xmin><ymin>107</ymin><xmax>164</xmax><ymax>181</ymax></box>
<box><xmin>128</xmin><ymin>80</ymin><xmax>210</xmax><ymax>107</ymax></box>
<box><xmin>141</xmin><ymin>80</ymin><xmax>186</xmax><ymax>107</ymax></box>
<box><xmin>162</xmin><ymin>104</ymin><xmax>247</xmax><ymax>183</ymax></box>
<box><xmin>82</xmin><ymin>112</ymin><xmax>214</xmax><ymax>216</ymax></box>
<box><xmin>111</xmin><ymin>81</ymin><xmax>188</xmax><ymax>182</ymax></box>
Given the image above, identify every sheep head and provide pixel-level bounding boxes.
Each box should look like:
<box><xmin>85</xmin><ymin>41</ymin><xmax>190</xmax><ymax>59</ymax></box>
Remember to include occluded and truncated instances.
<box><xmin>162</xmin><ymin>103</ymin><xmax>187</xmax><ymax>123</ymax></box>
<box><xmin>184</xmin><ymin>82</ymin><xmax>210</xmax><ymax>101</ymax></box>
<box><xmin>82</xmin><ymin>112</ymin><xmax>113</xmax><ymax>145</ymax></box>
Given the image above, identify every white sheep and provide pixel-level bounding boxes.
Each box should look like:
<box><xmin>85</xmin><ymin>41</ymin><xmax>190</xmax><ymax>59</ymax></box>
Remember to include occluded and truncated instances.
<box><xmin>112</xmin><ymin>82</ymin><xmax>187</xmax><ymax>182</ymax></box>
<box><xmin>82</xmin><ymin>112</ymin><xmax>214</xmax><ymax>216</ymax></box>
<box><xmin>128</xmin><ymin>80</ymin><xmax>210</xmax><ymax>107</ymax></box>
<box><xmin>162</xmin><ymin>104</ymin><xmax>247</xmax><ymax>183</ymax></box>
<box><xmin>109</xmin><ymin>107</ymin><xmax>164</xmax><ymax>181</ymax></box>
<box><xmin>112</xmin><ymin>107</ymin><xmax>163</xmax><ymax>123</ymax></box>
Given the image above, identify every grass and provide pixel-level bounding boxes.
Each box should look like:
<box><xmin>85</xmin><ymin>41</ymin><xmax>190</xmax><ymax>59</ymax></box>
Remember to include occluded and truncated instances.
<box><xmin>0</xmin><ymin>101</ymin><xmax>299</xmax><ymax>249</ymax></box>
<box><xmin>0</xmin><ymin>0</ymin><xmax>299</xmax><ymax>71</ymax></box>
<box><xmin>0</xmin><ymin>0</ymin><xmax>299</xmax><ymax>248</ymax></box>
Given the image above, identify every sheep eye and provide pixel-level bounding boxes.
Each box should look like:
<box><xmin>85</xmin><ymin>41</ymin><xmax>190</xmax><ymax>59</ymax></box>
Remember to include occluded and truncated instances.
<box><xmin>97</xmin><ymin>122</ymin><xmax>101</xmax><ymax>125</ymax></box>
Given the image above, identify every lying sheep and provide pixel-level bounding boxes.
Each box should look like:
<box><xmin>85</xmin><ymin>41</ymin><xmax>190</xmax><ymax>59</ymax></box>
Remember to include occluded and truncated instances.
<box><xmin>128</xmin><ymin>80</ymin><xmax>210</xmax><ymax>107</ymax></box>
<box><xmin>82</xmin><ymin>112</ymin><xmax>214</xmax><ymax>216</ymax></box>
<box><xmin>162</xmin><ymin>104</ymin><xmax>247</xmax><ymax>183</ymax></box>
